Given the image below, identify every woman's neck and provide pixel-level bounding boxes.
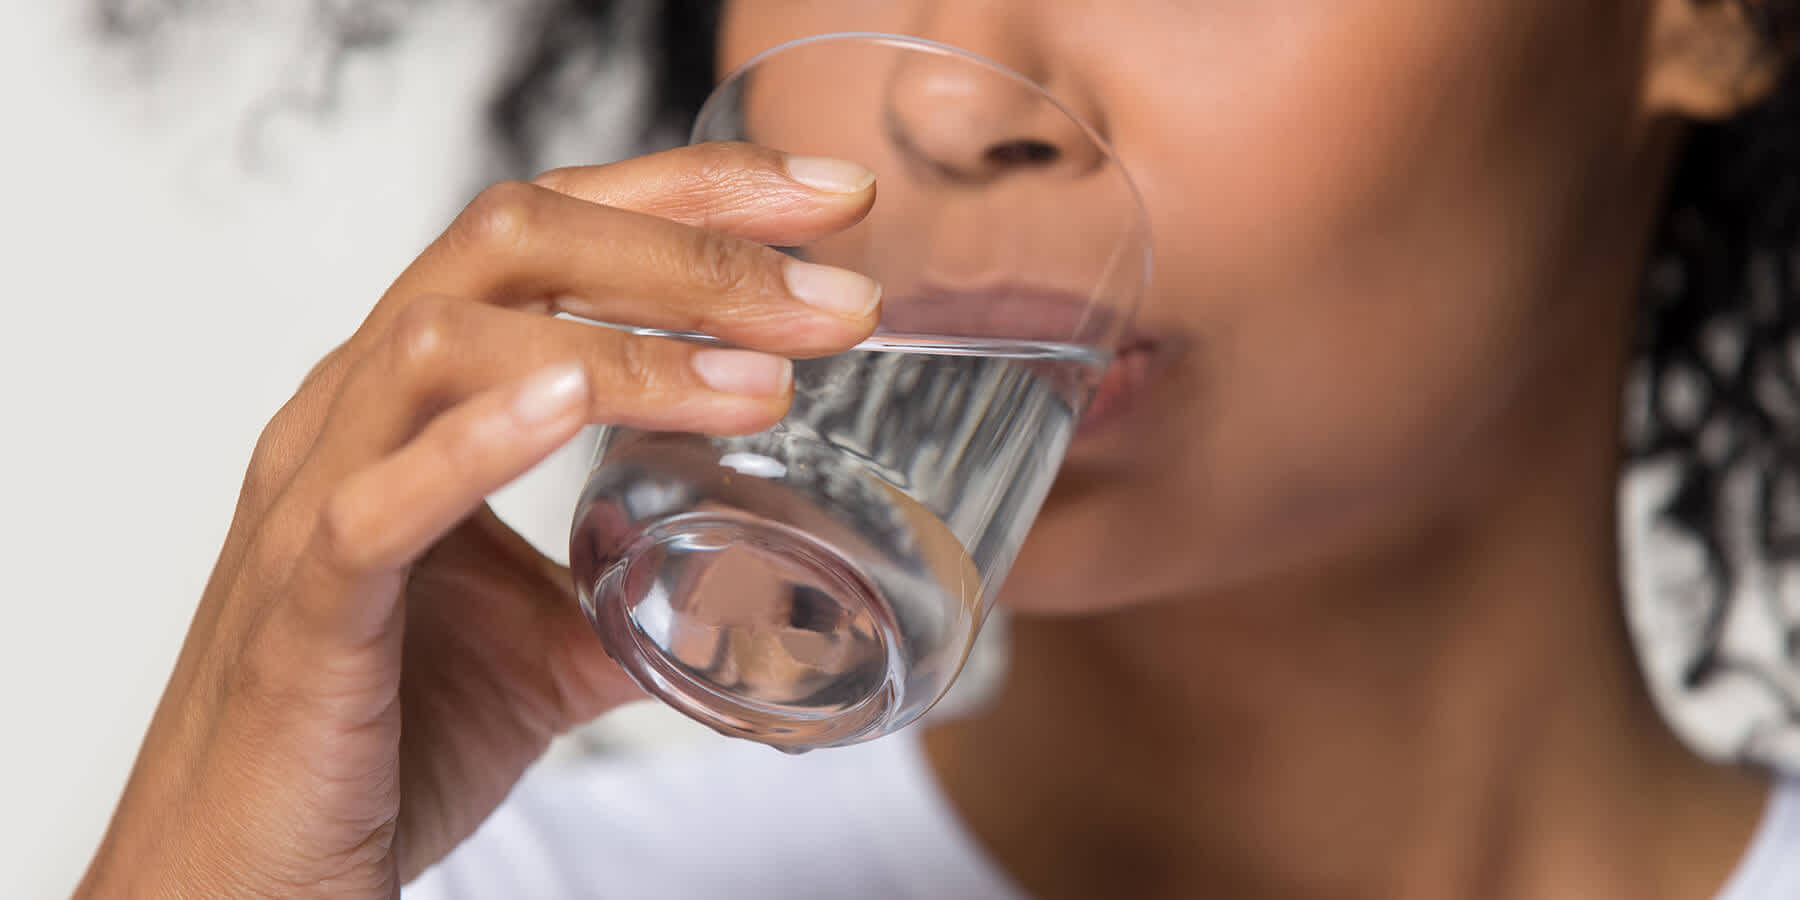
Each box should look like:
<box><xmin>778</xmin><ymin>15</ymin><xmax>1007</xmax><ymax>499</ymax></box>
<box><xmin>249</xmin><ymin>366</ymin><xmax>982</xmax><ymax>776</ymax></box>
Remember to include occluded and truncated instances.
<box><xmin>926</xmin><ymin>445</ymin><xmax>1768</xmax><ymax>900</ymax></box>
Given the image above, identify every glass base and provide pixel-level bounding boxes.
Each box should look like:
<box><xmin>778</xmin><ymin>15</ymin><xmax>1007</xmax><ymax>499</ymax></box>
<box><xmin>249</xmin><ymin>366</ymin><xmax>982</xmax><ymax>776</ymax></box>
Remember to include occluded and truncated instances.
<box><xmin>585</xmin><ymin>511</ymin><xmax>900</xmax><ymax>751</ymax></box>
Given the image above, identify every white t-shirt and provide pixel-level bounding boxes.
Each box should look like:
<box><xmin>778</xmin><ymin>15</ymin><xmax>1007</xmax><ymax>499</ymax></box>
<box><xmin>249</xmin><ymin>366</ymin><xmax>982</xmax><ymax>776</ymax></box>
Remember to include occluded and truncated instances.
<box><xmin>406</xmin><ymin>731</ymin><xmax>1020</xmax><ymax>899</ymax></box>
<box><xmin>1717</xmin><ymin>773</ymin><xmax>1800</xmax><ymax>900</ymax></box>
<box><xmin>407</xmin><ymin>731</ymin><xmax>1800</xmax><ymax>899</ymax></box>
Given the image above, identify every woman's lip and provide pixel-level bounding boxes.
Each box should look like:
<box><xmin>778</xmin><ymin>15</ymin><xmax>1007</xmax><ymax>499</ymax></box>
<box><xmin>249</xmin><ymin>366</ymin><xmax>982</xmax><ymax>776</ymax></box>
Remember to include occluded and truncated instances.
<box><xmin>880</xmin><ymin>282</ymin><xmax>1123</xmax><ymax>344</ymax></box>
<box><xmin>874</xmin><ymin>281</ymin><xmax>1170</xmax><ymax>440</ymax></box>
<box><xmin>1076</xmin><ymin>339</ymin><xmax>1158</xmax><ymax>439</ymax></box>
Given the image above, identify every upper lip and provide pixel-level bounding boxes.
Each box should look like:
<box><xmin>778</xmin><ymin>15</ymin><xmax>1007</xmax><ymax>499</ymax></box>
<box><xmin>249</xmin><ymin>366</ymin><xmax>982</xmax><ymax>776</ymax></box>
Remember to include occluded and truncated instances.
<box><xmin>1114</xmin><ymin>330</ymin><xmax>1160</xmax><ymax>357</ymax></box>
<box><xmin>881</xmin><ymin>281</ymin><xmax>1155</xmax><ymax>355</ymax></box>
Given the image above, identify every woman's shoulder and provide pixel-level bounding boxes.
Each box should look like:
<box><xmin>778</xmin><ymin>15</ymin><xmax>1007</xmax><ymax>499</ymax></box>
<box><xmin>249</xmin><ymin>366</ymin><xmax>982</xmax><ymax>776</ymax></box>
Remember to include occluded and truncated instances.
<box><xmin>404</xmin><ymin>725</ymin><xmax>1020</xmax><ymax>900</ymax></box>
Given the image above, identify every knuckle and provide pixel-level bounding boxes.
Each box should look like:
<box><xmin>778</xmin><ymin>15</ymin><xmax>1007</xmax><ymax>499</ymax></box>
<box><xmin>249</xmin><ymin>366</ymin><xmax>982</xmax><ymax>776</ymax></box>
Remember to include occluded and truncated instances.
<box><xmin>297</xmin><ymin>344</ymin><xmax>349</xmax><ymax>394</ymax></box>
<box><xmin>385</xmin><ymin>294</ymin><xmax>462</xmax><ymax>377</ymax></box>
<box><xmin>245</xmin><ymin>404</ymin><xmax>307</xmax><ymax>499</ymax></box>
<box><xmin>452</xmin><ymin>180</ymin><xmax>540</xmax><ymax>253</ymax></box>
<box><xmin>242</xmin><ymin>351</ymin><xmax>349</xmax><ymax>503</ymax></box>
<box><xmin>683</xmin><ymin>142</ymin><xmax>746</xmax><ymax>191</ymax></box>
<box><xmin>246</xmin><ymin>414</ymin><xmax>291</xmax><ymax>482</ymax></box>
<box><xmin>614</xmin><ymin>335</ymin><xmax>666</xmax><ymax>396</ymax></box>
<box><xmin>431</xmin><ymin>416</ymin><xmax>496</xmax><ymax>489</ymax></box>
<box><xmin>676</xmin><ymin>142</ymin><xmax>785</xmax><ymax>208</ymax></box>
<box><xmin>688</xmin><ymin>228</ymin><xmax>763</xmax><ymax>302</ymax></box>
<box><xmin>312</xmin><ymin>487</ymin><xmax>378</xmax><ymax>576</ymax></box>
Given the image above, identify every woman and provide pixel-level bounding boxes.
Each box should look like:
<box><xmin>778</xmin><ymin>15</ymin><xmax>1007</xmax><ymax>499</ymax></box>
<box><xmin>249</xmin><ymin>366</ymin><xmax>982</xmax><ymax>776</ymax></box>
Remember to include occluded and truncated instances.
<box><xmin>77</xmin><ymin>0</ymin><xmax>1800</xmax><ymax>897</ymax></box>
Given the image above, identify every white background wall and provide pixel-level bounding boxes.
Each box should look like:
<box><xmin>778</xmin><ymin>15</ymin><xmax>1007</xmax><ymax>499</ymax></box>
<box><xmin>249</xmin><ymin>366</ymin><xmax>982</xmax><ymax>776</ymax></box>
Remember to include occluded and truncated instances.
<box><xmin>0</xmin><ymin>5</ymin><xmax>607</xmax><ymax>895</ymax></box>
<box><xmin>4</xmin><ymin>3</ymin><xmax>1796</xmax><ymax>897</ymax></box>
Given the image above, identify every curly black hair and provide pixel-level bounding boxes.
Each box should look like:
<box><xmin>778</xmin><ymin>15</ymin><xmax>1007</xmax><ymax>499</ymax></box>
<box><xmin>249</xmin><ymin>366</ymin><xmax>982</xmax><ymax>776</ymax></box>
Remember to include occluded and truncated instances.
<box><xmin>1633</xmin><ymin>3</ymin><xmax>1800</xmax><ymax>683</ymax></box>
<box><xmin>96</xmin><ymin>0</ymin><xmax>1800</xmax><ymax>684</ymax></box>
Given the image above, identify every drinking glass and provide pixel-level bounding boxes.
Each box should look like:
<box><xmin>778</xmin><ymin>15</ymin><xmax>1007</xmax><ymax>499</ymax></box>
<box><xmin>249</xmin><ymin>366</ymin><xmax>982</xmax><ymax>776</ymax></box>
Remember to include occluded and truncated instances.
<box><xmin>570</xmin><ymin>33</ymin><xmax>1151</xmax><ymax>751</ymax></box>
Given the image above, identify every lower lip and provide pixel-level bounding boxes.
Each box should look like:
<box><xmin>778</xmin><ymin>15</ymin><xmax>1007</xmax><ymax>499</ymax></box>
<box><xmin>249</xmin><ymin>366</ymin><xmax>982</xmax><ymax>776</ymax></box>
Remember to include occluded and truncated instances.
<box><xmin>1075</xmin><ymin>347</ymin><xmax>1152</xmax><ymax>439</ymax></box>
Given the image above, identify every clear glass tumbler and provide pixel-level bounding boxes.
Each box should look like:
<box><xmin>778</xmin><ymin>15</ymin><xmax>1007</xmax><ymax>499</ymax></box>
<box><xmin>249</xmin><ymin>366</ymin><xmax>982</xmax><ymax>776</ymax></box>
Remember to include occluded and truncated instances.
<box><xmin>570</xmin><ymin>33</ymin><xmax>1151</xmax><ymax>751</ymax></box>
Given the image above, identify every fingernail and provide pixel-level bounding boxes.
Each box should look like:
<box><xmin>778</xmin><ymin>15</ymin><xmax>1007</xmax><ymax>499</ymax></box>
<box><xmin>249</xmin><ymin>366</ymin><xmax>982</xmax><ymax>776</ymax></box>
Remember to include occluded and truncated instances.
<box><xmin>514</xmin><ymin>363</ymin><xmax>589</xmax><ymax>425</ymax></box>
<box><xmin>786</xmin><ymin>155</ymin><xmax>876</xmax><ymax>194</ymax></box>
<box><xmin>691</xmin><ymin>349</ymin><xmax>793</xmax><ymax>396</ymax></box>
<box><xmin>784</xmin><ymin>258</ymin><xmax>882</xmax><ymax>317</ymax></box>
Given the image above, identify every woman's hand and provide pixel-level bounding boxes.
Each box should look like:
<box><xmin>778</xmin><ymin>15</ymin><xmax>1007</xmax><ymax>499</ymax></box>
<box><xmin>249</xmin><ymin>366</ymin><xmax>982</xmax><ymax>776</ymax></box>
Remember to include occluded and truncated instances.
<box><xmin>75</xmin><ymin>144</ymin><xmax>879</xmax><ymax>898</ymax></box>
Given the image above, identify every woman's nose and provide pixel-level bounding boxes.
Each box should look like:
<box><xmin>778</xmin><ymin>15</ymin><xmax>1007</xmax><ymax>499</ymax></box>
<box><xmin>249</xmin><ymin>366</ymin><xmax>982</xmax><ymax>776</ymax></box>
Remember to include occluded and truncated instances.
<box><xmin>881</xmin><ymin>49</ymin><xmax>1105</xmax><ymax>185</ymax></box>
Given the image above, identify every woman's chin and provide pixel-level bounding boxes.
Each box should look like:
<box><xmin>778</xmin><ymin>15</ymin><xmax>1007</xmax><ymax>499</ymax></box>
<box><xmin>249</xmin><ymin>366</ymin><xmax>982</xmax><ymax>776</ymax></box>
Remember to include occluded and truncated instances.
<box><xmin>994</xmin><ymin>552</ymin><xmax>1144</xmax><ymax>617</ymax></box>
<box><xmin>995</xmin><ymin>490</ymin><xmax>1153</xmax><ymax>616</ymax></box>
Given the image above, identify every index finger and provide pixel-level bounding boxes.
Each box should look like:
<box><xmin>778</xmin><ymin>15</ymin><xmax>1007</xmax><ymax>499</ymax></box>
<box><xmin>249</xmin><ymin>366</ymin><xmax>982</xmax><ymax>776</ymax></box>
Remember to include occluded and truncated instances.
<box><xmin>532</xmin><ymin>142</ymin><xmax>877</xmax><ymax>246</ymax></box>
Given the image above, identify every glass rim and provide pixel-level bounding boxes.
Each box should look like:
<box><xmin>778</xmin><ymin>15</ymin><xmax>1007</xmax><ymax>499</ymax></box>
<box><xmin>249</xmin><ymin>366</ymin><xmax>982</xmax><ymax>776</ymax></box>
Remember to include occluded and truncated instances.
<box><xmin>692</xmin><ymin>31</ymin><xmax>1155</xmax><ymax>322</ymax></box>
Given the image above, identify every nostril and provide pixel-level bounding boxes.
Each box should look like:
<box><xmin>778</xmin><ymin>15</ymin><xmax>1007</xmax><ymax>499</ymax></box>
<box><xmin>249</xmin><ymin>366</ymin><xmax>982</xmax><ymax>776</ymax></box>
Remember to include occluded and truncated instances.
<box><xmin>985</xmin><ymin>139</ymin><xmax>1061</xmax><ymax>168</ymax></box>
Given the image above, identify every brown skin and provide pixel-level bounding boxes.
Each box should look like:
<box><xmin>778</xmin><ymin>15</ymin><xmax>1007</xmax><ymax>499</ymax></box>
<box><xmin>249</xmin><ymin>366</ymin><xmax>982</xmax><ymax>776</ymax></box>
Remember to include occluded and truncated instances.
<box><xmin>717</xmin><ymin>2</ymin><xmax>1774</xmax><ymax>899</ymax></box>
<box><xmin>75</xmin><ymin>149</ymin><xmax>883</xmax><ymax>896</ymax></box>
<box><xmin>78</xmin><ymin>0</ymin><xmax>1788</xmax><ymax>898</ymax></box>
